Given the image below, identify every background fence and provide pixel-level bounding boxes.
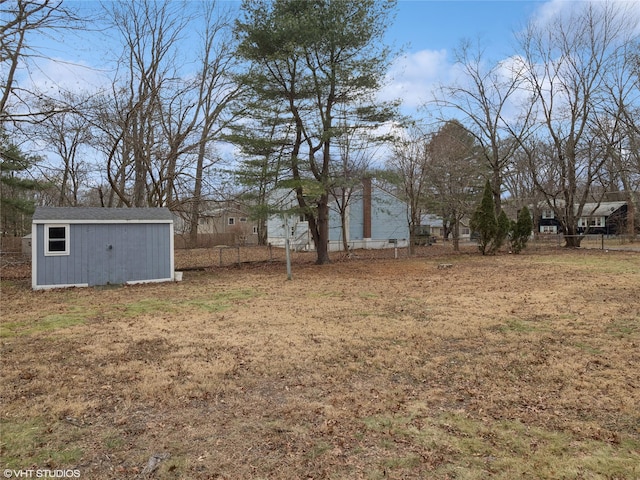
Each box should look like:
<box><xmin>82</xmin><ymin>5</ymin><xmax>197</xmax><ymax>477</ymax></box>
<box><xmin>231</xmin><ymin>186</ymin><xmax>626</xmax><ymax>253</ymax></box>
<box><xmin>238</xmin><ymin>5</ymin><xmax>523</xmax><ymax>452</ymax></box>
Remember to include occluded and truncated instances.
<box><xmin>2</xmin><ymin>233</ymin><xmax>637</xmax><ymax>279</ymax></box>
<box><xmin>529</xmin><ymin>233</ymin><xmax>639</xmax><ymax>252</ymax></box>
<box><xmin>0</xmin><ymin>236</ymin><xmax>22</xmax><ymax>253</ymax></box>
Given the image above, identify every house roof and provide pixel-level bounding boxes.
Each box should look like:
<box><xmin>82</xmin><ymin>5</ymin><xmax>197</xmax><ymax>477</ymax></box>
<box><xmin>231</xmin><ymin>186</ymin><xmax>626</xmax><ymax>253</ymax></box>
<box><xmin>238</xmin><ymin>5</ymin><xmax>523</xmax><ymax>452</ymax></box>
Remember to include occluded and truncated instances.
<box><xmin>535</xmin><ymin>200</ymin><xmax>627</xmax><ymax>217</ymax></box>
<box><xmin>33</xmin><ymin>207</ymin><xmax>174</xmax><ymax>223</ymax></box>
<box><xmin>420</xmin><ymin>214</ymin><xmax>444</xmax><ymax>228</ymax></box>
<box><xmin>580</xmin><ymin>202</ymin><xmax>626</xmax><ymax>217</ymax></box>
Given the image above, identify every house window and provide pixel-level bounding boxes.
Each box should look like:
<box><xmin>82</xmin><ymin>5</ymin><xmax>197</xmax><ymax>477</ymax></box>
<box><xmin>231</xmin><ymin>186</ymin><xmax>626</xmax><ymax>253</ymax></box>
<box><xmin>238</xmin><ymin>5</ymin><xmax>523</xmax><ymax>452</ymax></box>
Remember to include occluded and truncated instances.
<box><xmin>240</xmin><ymin>217</ymin><xmax>247</xmax><ymax>223</ymax></box>
<box><xmin>228</xmin><ymin>217</ymin><xmax>235</xmax><ymax>225</ymax></box>
<box><xmin>540</xmin><ymin>225</ymin><xmax>557</xmax><ymax>234</ymax></box>
<box><xmin>578</xmin><ymin>217</ymin><xmax>604</xmax><ymax>227</ymax></box>
<box><xmin>253</xmin><ymin>226</ymin><xmax>258</xmax><ymax>234</ymax></box>
<box><xmin>45</xmin><ymin>224</ymin><xmax>69</xmax><ymax>256</ymax></box>
<box><xmin>542</xmin><ymin>210</ymin><xmax>554</xmax><ymax>219</ymax></box>
<box><xmin>579</xmin><ymin>217</ymin><xmax>603</xmax><ymax>228</ymax></box>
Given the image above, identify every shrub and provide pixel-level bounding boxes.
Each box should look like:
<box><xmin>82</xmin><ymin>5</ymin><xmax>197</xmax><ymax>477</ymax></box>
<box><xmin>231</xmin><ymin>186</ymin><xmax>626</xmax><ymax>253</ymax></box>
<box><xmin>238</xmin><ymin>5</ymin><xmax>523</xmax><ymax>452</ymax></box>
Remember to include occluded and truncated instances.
<box><xmin>470</xmin><ymin>180</ymin><xmax>517</xmax><ymax>255</ymax></box>
<box><xmin>510</xmin><ymin>206</ymin><xmax>533</xmax><ymax>254</ymax></box>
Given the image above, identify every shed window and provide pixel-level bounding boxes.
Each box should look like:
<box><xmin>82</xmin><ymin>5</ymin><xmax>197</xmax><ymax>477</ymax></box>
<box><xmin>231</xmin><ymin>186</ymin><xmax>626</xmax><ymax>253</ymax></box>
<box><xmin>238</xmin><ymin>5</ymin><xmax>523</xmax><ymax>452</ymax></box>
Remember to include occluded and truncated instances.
<box><xmin>45</xmin><ymin>224</ymin><xmax>69</xmax><ymax>256</ymax></box>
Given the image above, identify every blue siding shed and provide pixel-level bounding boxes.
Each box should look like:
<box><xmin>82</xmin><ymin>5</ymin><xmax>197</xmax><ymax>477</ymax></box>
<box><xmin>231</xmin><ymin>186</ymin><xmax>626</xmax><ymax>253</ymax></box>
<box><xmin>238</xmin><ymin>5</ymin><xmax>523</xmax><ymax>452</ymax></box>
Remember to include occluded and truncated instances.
<box><xmin>32</xmin><ymin>207</ymin><xmax>175</xmax><ymax>290</ymax></box>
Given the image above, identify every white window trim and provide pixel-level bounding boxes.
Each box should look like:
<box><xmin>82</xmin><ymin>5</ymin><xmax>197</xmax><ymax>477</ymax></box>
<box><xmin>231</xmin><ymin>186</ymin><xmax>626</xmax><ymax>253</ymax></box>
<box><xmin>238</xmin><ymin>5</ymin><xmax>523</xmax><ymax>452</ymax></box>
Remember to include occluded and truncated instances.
<box><xmin>44</xmin><ymin>224</ymin><xmax>70</xmax><ymax>256</ymax></box>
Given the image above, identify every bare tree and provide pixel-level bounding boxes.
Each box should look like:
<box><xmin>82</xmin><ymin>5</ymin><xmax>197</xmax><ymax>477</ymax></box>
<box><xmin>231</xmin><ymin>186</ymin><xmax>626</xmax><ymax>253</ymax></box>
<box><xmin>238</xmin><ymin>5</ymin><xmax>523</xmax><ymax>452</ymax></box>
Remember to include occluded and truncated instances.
<box><xmin>27</xmin><ymin>93</ymin><xmax>93</xmax><ymax>206</ymax></box>
<box><xmin>601</xmin><ymin>38</ymin><xmax>640</xmax><ymax>236</ymax></box>
<box><xmin>518</xmin><ymin>1</ymin><xmax>638</xmax><ymax>246</ymax></box>
<box><xmin>329</xmin><ymin>106</ymin><xmax>380</xmax><ymax>253</ymax></box>
<box><xmin>388</xmin><ymin>125</ymin><xmax>429</xmax><ymax>255</ymax></box>
<box><xmin>95</xmin><ymin>0</ymin><xmax>241</xmax><ymax>210</ymax></box>
<box><xmin>1</xmin><ymin>0</ymin><xmax>84</xmax><ymax>124</ymax></box>
<box><xmin>503</xmin><ymin>145</ymin><xmax>545</xmax><ymax>232</ymax></box>
<box><xmin>433</xmin><ymin>40</ymin><xmax>535</xmax><ymax>215</ymax></box>
<box><xmin>186</xmin><ymin>2</ymin><xmax>244</xmax><ymax>244</ymax></box>
<box><xmin>426</xmin><ymin>120</ymin><xmax>483</xmax><ymax>251</ymax></box>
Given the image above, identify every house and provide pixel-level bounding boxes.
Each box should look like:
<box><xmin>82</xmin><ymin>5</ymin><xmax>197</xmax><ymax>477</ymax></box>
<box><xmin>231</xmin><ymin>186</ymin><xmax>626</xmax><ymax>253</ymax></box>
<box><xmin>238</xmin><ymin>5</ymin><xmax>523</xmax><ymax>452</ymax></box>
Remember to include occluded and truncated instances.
<box><xmin>267</xmin><ymin>178</ymin><xmax>409</xmax><ymax>251</ymax></box>
<box><xmin>196</xmin><ymin>201</ymin><xmax>259</xmax><ymax>245</ymax></box>
<box><xmin>537</xmin><ymin>201</ymin><xmax>628</xmax><ymax>235</ymax></box>
<box><xmin>419</xmin><ymin>214</ymin><xmax>472</xmax><ymax>242</ymax></box>
<box><xmin>172</xmin><ymin>201</ymin><xmax>259</xmax><ymax>246</ymax></box>
<box><xmin>32</xmin><ymin>207</ymin><xmax>175</xmax><ymax>290</ymax></box>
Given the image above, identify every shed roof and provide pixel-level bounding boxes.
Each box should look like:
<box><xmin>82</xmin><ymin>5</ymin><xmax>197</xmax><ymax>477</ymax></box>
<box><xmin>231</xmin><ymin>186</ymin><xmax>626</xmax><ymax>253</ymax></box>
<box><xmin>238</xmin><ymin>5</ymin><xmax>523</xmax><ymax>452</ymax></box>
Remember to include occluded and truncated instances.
<box><xmin>33</xmin><ymin>207</ymin><xmax>173</xmax><ymax>223</ymax></box>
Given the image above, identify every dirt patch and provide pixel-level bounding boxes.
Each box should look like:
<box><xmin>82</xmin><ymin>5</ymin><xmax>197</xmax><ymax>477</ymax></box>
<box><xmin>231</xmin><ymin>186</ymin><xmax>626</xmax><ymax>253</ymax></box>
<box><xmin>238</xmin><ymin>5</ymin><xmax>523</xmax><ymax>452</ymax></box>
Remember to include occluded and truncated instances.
<box><xmin>1</xmin><ymin>249</ymin><xmax>639</xmax><ymax>479</ymax></box>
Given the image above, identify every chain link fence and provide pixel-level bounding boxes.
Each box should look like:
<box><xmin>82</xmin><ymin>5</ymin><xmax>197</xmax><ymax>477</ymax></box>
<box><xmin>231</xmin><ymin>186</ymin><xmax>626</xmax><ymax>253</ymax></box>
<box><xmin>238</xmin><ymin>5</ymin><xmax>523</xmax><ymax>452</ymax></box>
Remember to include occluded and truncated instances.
<box><xmin>529</xmin><ymin>234</ymin><xmax>639</xmax><ymax>252</ymax></box>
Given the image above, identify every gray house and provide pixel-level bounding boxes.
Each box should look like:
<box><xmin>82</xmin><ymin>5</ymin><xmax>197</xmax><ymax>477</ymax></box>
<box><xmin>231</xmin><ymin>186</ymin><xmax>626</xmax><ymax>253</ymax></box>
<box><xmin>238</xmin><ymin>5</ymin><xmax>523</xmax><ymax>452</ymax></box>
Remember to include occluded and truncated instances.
<box><xmin>32</xmin><ymin>207</ymin><xmax>175</xmax><ymax>290</ymax></box>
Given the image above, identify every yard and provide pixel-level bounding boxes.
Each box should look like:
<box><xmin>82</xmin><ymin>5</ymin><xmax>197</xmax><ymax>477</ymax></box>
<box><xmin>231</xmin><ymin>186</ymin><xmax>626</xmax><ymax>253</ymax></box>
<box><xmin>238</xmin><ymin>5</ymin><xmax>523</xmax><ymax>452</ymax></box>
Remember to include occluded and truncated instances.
<box><xmin>1</xmin><ymin>247</ymin><xmax>639</xmax><ymax>479</ymax></box>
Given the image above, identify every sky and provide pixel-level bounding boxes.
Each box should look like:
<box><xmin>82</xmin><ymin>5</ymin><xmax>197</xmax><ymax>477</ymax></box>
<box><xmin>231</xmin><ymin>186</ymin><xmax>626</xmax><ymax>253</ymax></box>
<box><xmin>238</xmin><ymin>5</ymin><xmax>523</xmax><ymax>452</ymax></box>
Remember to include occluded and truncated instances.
<box><xmin>383</xmin><ymin>0</ymin><xmax>544</xmax><ymax>111</ymax></box>
<box><xmin>26</xmin><ymin>0</ymin><xmax>550</xmax><ymax>116</ymax></box>
<box><xmin>389</xmin><ymin>0</ymin><xmax>541</xmax><ymax>53</ymax></box>
<box><xmin>16</xmin><ymin>0</ymin><xmax>640</xmax><ymax>167</ymax></box>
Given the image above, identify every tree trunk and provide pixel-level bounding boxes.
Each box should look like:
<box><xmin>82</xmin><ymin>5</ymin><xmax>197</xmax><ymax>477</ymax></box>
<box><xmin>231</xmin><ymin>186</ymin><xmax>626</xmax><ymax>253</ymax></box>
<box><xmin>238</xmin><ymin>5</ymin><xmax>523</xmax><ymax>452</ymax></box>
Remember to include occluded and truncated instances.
<box><xmin>315</xmin><ymin>195</ymin><xmax>331</xmax><ymax>264</ymax></box>
<box><xmin>563</xmin><ymin>222</ymin><xmax>582</xmax><ymax>247</ymax></box>
<box><xmin>492</xmin><ymin>169</ymin><xmax>502</xmax><ymax>215</ymax></box>
<box><xmin>188</xmin><ymin>140</ymin><xmax>206</xmax><ymax>248</ymax></box>
<box><xmin>452</xmin><ymin>216</ymin><xmax>460</xmax><ymax>252</ymax></box>
<box><xmin>340</xmin><ymin>205</ymin><xmax>349</xmax><ymax>254</ymax></box>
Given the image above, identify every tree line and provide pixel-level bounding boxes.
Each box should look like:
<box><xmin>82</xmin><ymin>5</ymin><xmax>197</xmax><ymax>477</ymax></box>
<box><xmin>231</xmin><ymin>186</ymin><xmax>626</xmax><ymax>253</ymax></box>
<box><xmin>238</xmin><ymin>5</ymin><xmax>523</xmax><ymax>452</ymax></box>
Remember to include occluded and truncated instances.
<box><xmin>2</xmin><ymin>0</ymin><xmax>639</xmax><ymax>262</ymax></box>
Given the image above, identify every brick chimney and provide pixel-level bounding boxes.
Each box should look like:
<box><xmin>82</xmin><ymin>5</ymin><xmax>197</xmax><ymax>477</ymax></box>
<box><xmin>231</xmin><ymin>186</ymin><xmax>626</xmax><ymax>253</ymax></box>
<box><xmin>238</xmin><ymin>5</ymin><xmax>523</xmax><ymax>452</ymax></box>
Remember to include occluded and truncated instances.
<box><xmin>362</xmin><ymin>177</ymin><xmax>372</xmax><ymax>239</ymax></box>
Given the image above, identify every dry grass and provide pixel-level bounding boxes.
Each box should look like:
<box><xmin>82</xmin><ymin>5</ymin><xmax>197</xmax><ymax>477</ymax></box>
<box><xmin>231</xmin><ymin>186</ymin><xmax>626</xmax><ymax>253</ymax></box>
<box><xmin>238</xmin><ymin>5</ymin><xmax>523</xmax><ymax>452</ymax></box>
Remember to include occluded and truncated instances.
<box><xmin>1</xmin><ymin>248</ymin><xmax>639</xmax><ymax>479</ymax></box>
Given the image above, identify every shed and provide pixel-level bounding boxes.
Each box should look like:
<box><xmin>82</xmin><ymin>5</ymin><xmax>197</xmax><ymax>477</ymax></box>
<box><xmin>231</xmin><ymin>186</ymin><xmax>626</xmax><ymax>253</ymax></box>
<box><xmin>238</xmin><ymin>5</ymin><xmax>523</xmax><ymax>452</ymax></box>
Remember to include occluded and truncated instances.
<box><xmin>32</xmin><ymin>207</ymin><xmax>175</xmax><ymax>290</ymax></box>
<box><xmin>22</xmin><ymin>234</ymin><xmax>32</xmax><ymax>257</ymax></box>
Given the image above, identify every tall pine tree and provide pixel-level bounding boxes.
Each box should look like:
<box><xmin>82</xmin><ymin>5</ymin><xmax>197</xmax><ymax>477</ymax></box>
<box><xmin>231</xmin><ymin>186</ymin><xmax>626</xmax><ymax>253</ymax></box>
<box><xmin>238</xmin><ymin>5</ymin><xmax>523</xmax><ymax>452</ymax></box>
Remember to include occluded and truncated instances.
<box><xmin>234</xmin><ymin>0</ymin><xmax>398</xmax><ymax>264</ymax></box>
<box><xmin>0</xmin><ymin>131</ymin><xmax>45</xmax><ymax>236</ymax></box>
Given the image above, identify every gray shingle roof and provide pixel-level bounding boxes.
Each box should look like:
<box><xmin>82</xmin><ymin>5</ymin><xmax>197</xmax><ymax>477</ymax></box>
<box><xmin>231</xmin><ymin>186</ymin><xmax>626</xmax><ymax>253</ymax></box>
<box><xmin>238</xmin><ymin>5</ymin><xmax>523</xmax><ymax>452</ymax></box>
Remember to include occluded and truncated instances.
<box><xmin>33</xmin><ymin>207</ymin><xmax>173</xmax><ymax>222</ymax></box>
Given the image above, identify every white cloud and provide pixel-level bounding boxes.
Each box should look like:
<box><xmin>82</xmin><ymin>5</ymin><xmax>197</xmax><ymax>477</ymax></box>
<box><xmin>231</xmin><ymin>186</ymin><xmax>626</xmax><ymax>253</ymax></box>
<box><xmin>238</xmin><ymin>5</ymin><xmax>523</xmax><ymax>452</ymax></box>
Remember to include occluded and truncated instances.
<box><xmin>380</xmin><ymin>49</ymin><xmax>453</xmax><ymax>111</ymax></box>
<box><xmin>530</xmin><ymin>0</ymin><xmax>640</xmax><ymax>33</ymax></box>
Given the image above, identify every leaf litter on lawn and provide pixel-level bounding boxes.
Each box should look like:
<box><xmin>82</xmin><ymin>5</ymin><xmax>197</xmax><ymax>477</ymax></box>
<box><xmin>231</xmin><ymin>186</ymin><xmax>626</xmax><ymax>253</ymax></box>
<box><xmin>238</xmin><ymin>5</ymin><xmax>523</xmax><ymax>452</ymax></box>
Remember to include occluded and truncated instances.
<box><xmin>1</xmin><ymin>248</ymin><xmax>639</xmax><ymax>479</ymax></box>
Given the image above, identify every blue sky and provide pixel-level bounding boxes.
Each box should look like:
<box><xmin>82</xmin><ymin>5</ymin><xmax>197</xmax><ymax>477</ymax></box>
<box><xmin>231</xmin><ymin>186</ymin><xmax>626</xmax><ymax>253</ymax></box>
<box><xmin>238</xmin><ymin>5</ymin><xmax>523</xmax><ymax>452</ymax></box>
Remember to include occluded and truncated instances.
<box><xmin>28</xmin><ymin>1</ymin><xmax>546</xmax><ymax>95</ymax></box>
<box><xmin>25</xmin><ymin>0</ymin><xmax>636</xmax><ymax>120</ymax></box>
<box><xmin>389</xmin><ymin>0</ymin><xmax>542</xmax><ymax>54</ymax></box>
<box><xmin>382</xmin><ymin>0</ymin><xmax>547</xmax><ymax>111</ymax></box>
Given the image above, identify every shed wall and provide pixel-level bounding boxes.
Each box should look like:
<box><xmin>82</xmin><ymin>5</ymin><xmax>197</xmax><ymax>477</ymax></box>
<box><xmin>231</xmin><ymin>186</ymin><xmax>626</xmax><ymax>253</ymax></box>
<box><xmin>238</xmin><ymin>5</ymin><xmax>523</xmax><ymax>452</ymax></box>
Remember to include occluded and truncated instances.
<box><xmin>35</xmin><ymin>223</ymin><xmax>172</xmax><ymax>287</ymax></box>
